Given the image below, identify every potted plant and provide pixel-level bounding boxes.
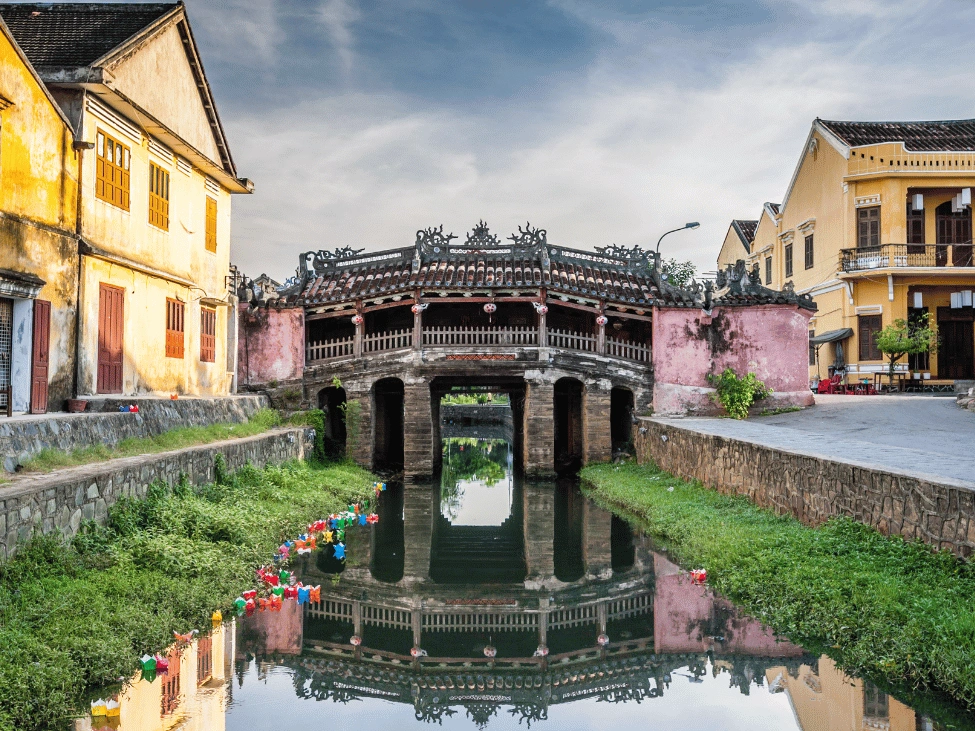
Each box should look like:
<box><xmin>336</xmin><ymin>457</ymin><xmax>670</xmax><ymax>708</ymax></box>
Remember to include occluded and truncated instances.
<box><xmin>66</xmin><ymin>398</ymin><xmax>88</xmax><ymax>413</ymax></box>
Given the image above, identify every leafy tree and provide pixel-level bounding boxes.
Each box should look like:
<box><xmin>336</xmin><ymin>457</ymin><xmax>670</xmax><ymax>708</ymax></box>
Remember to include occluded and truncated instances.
<box><xmin>662</xmin><ymin>258</ymin><xmax>697</xmax><ymax>288</ymax></box>
<box><xmin>875</xmin><ymin>314</ymin><xmax>938</xmax><ymax>382</ymax></box>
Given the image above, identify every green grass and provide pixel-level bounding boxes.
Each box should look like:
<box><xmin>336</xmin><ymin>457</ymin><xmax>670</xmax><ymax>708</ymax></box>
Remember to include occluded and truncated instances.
<box><xmin>581</xmin><ymin>462</ymin><xmax>975</xmax><ymax>718</ymax></box>
<box><xmin>0</xmin><ymin>458</ymin><xmax>375</xmax><ymax>731</ymax></box>
<box><xmin>19</xmin><ymin>408</ymin><xmax>284</xmax><ymax>472</ymax></box>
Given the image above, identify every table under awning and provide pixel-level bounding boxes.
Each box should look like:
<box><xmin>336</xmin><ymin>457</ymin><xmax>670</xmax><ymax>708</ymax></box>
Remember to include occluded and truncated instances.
<box><xmin>810</xmin><ymin>328</ymin><xmax>853</xmax><ymax>345</ymax></box>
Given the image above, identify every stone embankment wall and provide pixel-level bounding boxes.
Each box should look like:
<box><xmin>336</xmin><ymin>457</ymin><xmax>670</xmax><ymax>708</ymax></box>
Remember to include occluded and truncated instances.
<box><xmin>1</xmin><ymin>395</ymin><xmax>269</xmax><ymax>472</ymax></box>
<box><xmin>635</xmin><ymin>418</ymin><xmax>975</xmax><ymax>558</ymax></box>
<box><xmin>0</xmin><ymin>427</ymin><xmax>313</xmax><ymax>559</ymax></box>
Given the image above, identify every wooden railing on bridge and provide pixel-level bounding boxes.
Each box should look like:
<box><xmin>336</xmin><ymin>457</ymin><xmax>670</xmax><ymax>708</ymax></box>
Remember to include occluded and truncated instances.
<box><xmin>306</xmin><ymin>336</ymin><xmax>354</xmax><ymax>363</ymax></box>
<box><xmin>306</xmin><ymin>326</ymin><xmax>649</xmax><ymax>365</ymax></box>
<box><xmin>422</xmin><ymin>325</ymin><xmax>539</xmax><ymax>347</ymax></box>
<box><xmin>364</xmin><ymin>328</ymin><xmax>413</xmax><ymax>353</ymax></box>
<box><xmin>547</xmin><ymin>328</ymin><xmax>596</xmax><ymax>353</ymax></box>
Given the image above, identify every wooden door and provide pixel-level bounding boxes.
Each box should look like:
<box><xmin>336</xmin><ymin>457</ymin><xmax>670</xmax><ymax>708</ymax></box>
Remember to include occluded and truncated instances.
<box><xmin>937</xmin><ymin>308</ymin><xmax>975</xmax><ymax>379</ymax></box>
<box><xmin>30</xmin><ymin>300</ymin><xmax>50</xmax><ymax>414</ymax></box>
<box><xmin>97</xmin><ymin>284</ymin><xmax>124</xmax><ymax>394</ymax></box>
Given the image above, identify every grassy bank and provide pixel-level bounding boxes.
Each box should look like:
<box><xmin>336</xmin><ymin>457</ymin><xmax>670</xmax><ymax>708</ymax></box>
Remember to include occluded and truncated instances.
<box><xmin>19</xmin><ymin>408</ymin><xmax>284</xmax><ymax>472</ymax></box>
<box><xmin>581</xmin><ymin>462</ymin><xmax>975</xmax><ymax>715</ymax></box>
<box><xmin>0</xmin><ymin>458</ymin><xmax>374</xmax><ymax>731</ymax></box>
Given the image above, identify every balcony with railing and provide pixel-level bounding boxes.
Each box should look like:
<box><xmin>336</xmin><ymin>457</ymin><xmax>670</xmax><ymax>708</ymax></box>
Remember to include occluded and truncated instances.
<box><xmin>306</xmin><ymin>325</ymin><xmax>651</xmax><ymax>366</ymax></box>
<box><xmin>840</xmin><ymin>243</ymin><xmax>974</xmax><ymax>273</ymax></box>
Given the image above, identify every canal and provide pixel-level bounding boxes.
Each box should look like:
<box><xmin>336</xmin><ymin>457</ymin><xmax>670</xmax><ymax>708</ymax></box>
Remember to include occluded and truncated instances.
<box><xmin>95</xmin><ymin>417</ymin><xmax>971</xmax><ymax>730</ymax></box>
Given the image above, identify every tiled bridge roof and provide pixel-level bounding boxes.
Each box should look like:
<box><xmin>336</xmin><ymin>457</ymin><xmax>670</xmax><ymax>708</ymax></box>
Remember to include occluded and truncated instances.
<box><xmin>277</xmin><ymin>222</ymin><xmax>814</xmax><ymax>312</ymax></box>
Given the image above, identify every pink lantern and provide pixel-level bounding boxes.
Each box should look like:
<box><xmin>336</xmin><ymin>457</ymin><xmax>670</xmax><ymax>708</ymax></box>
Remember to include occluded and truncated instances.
<box><xmin>350</xmin><ymin>635</ymin><xmax>362</xmax><ymax>647</ymax></box>
<box><xmin>535</xmin><ymin>304</ymin><xmax>548</xmax><ymax>315</ymax></box>
<box><xmin>596</xmin><ymin>315</ymin><xmax>608</xmax><ymax>326</ymax></box>
<box><xmin>483</xmin><ymin>303</ymin><xmax>497</xmax><ymax>314</ymax></box>
<box><xmin>597</xmin><ymin>633</ymin><xmax>610</xmax><ymax>647</ymax></box>
<box><xmin>411</xmin><ymin>304</ymin><xmax>422</xmax><ymax>315</ymax></box>
<box><xmin>352</xmin><ymin>314</ymin><xmax>364</xmax><ymax>326</ymax></box>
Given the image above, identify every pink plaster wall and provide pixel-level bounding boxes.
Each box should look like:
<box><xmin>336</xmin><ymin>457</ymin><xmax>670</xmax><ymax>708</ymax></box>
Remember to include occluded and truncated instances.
<box><xmin>238</xmin><ymin>305</ymin><xmax>305</xmax><ymax>387</ymax></box>
<box><xmin>652</xmin><ymin>553</ymin><xmax>804</xmax><ymax>657</ymax></box>
<box><xmin>651</xmin><ymin>305</ymin><xmax>814</xmax><ymax>415</ymax></box>
<box><xmin>238</xmin><ymin>601</ymin><xmax>304</xmax><ymax>655</ymax></box>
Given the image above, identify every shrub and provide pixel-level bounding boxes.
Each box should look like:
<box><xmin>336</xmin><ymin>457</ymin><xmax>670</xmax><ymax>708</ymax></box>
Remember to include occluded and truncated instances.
<box><xmin>707</xmin><ymin>368</ymin><xmax>771</xmax><ymax>419</ymax></box>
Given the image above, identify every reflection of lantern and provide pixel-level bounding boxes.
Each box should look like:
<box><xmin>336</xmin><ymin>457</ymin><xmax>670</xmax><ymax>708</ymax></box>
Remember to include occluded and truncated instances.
<box><xmin>533</xmin><ymin>644</ymin><xmax>549</xmax><ymax>657</ymax></box>
<box><xmin>350</xmin><ymin>635</ymin><xmax>362</xmax><ymax>646</ymax></box>
<box><xmin>483</xmin><ymin>303</ymin><xmax>497</xmax><ymax>314</ymax></box>
<box><xmin>352</xmin><ymin>314</ymin><xmax>364</xmax><ymax>325</ymax></box>
<box><xmin>597</xmin><ymin>633</ymin><xmax>610</xmax><ymax>647</ymax></box>
<box><xmin>483</xmin><ymin>645</ymin><xmax>497</xmax><ymax>658</ymax></box>
<box><xmin>411</xmin><ymin>303</ymin><xmax>428</xmax><ymax>315</ymax></box>
<box><xmin>596</xmin><ymin>315</ymin><xmax>608</xmax><ymax>326</ymax></box>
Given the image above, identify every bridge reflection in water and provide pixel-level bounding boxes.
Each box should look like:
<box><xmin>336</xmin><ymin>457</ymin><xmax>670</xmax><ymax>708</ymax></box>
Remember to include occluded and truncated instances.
<box><xmin>88</xmin><ymin>428</ymin><xmax>958</xmax><ymax>730</ymax></box>
<box><xmin>222</xmin><ymin>429</ymin><xmax>952</xmax><ymax>730</ymax></box>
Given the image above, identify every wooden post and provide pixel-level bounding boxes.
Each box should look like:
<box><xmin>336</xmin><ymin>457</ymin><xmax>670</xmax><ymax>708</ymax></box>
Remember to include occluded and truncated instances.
<box><xmin>352</xmin><ymin>600</ymin><xmax>363</xmax><ymax>659</ymax></box>
<box><xmin>537</xmin><ymin>289</ymin><xmax>547</xmax><ymax>348</ymax></box>
<box><xmin>596</xmin><ymin>301</ymin><xmax>606</xmax><ymax>355</ymax></box>
<box><xmin>353</xmin><ymin>301</ymin><xmax>364</xmax><ymax>359</ymax></box>
<box><xmin>413</xmin><ymin>293</ymin><xmax>423</xmax><ymax>350</ymax></box>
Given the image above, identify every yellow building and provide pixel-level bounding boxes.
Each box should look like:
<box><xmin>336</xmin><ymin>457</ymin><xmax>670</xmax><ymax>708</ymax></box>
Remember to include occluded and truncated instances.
<box><xmin>717</xmin><ymin>218</ymin><xmax>757</xmax><ymax>271</ymax></box>
<box><xmin>0</xmin><ymin>16</ymin><xmax>79</xmax><ymax>414</ymax></box>
<box><xmin>724</xmin><ymin>119</ymin><xmax>975</xmax><ymax>387</ymax></box>
<box><xmin>91</xmin><ymin>623</ymin><xmax>229</xmax><ymax>731</ymax></box>
<box><xmin>766</xmin><ymin>657</ymin><xmax>942</xmax><ymax>731</ymax></box>
<box><xmin>0</xmin><ymin>3</ymin><xmax>253</xmax><ymax>398</ymax></box>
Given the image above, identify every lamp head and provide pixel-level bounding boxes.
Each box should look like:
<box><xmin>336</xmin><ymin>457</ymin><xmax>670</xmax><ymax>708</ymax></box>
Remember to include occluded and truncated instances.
<box><xmin>685</xmin><ymin>222</ymin><xmax>701</xmax><ymax>230</ymax></box>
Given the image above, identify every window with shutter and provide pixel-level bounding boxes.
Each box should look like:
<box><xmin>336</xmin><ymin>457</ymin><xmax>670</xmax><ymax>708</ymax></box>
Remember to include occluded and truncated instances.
<box><xmin>200</xmin><ymin>308</ymin><xmax>216</xmax><ymax>363</ymax></box>
<box><xmin>166</xmin><ymin>299</ymin><xmax>185</xmax><ymax>359</ymax></box>
<box><xmin>804</xmin><ymin>235</ymin><xmax>814</xmax><ymax>269</ymax></box>
<box><xmin>906</xmin><ymin>202</ymin><xmax>925</xmax><ymax>254</ymax></box>
<box><xmin>149</xmin><ymin>162</ymin><xmax>170</xmax><ymax>230</ymax></box>
<box><xmin>784</xmin><ymin>244</ymin><xmax>793</xmax><ymax>277</ymax></box>
<box><xmin>205</xmin><ymin>197</ymin><xmax>217</xmax><ymax>252</ymax></box>
<box><xmin>858</xmin><ymin>314</ymin><xmax>883</xmax><ymax>361</ymax></box>
<box><xmin>95</xmin><ymin>130</ymin><xmax>130</xmax><ymax>210</ymax></box>
<box><xmin>161</xmin><ymin>648</ymin><xmax>181</xmax><ymax>716</ymax></box>
<box><xmin>857</xmin><ymin>206</ymin><xmax>880</xmax><ymax>248</ymax></box>
<box><xmin>764</xmin><ymin>256</ymin><xmax>772</xmax><ymax>285</ymax></box>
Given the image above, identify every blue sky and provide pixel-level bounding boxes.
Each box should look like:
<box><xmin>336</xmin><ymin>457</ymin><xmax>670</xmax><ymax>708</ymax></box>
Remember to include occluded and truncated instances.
<box><xmin>181</xmin><ymin>0</ymin><xmax>975</xmax><ymax>281</ymax></box>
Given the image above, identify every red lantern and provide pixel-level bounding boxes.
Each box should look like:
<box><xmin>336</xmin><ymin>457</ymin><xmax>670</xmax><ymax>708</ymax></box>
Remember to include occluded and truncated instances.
<box><xmin>535</xmin><ymin>304</ymin><xmax>548</xmax><ymax>315</ymax></box>
<box><xmin>352</xmin><ymin>314</ymin><xmax>364</xmax><ymax>326</ymax></box>
<box><xmin>596</xmin><ymin>315</ymin><xmax>608</xmax><ymax>326</ymax></box>
<box><xmin>483</xmin><ymin>303</ymin><xmax>497</xmax><ymax>314</ymax></box>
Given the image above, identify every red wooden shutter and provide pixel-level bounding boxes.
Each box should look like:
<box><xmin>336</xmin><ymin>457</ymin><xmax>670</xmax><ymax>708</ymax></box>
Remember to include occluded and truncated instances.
<box><xmin>200</xmin><ymin>308</ymin><xmax>215</xmax><ymax>362</ymax></box>
<box><xmin>97</xmin><ymin>284</ymin><xmax>124</xmax><ymax>394</ymax></box>
<box><xmin>30</xmin><ymin>300</ymin><xmax>50</xmax><ymax>413</ymax></box>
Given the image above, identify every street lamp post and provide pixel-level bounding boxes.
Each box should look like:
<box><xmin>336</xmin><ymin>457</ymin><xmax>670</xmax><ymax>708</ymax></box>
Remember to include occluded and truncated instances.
<box><xmin>655</xmin><ymin>222</ymin><xmax>701</xmax><ymax>254</ymax></box>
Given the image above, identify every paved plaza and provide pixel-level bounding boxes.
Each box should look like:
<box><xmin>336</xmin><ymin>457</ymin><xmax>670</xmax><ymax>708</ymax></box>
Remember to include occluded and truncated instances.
<box><xmin>658</xmin><ymin>395</ymin><xmax>975</xmax><ymax>487</ymax></box>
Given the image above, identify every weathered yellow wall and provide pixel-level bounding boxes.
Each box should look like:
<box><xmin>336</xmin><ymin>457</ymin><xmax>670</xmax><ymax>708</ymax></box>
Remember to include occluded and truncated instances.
<box><xmin>107</xmin><ymin>22</ymin><xmax>223</xmax><ymax>164</ymax></box>
<box><xmin>0</xmin><ymin>26</ymin><xmax>79</xmax><ymax>409</ymax></box>
<box><xmin>77</xmin><ymin>99</ymin><xmax>234</xmax><ymax>396</ymax></box>
<box><xmin>78</xmin><ymin>257</ymin><xmax>232</xmax><ymax>396</ymax></box>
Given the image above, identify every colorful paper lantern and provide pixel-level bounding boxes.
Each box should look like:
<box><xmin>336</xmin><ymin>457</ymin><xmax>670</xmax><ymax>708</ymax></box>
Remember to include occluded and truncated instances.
<box><xmin>242</xmin><ymin>590</ymin><xmax>257</xmax><ymax>601</ymax></box>
<box><xmin>690</xmin><ymin>568</ymin><xmax>707</xmax><ymax>585</ymax></box>
<box><xmin>366</xmin><ymin>513</ymin><xmax>379</xmax><ymax>524</ymax></box>
<box><xmin>272</xmin><ymin>586</ymin><xmax>285</xmax><ymax>597</ymax></box>
<box><xmin>533</xmin><ymin>645</ymin><xmax>549</xmax><ymax>657</ymax></box>
<box><xmin>212</xmin><ymin>611</ymin><xmax>222</xmax><ymax>628</ymax></box>
<box><xmin>333</xmin><ymin>543</ymin><xmax>346</xmax><ymax>560</ymax></box>
<box><xmin>352</xmin><ymin>314</ymin><xmax>364</xmax><ymax>325</ymax></box>
<box><xmin>596</xmin><ymin>315</ymin><xmax>608</xmax><ymax>326</ymax></box>
<box><xmin>483</xmin><ymin>303</ymin><xmax>497</xmax><ymax>314</ymax></box>
<box><xmin>350</xmin><ymin>635</ymin><xmax>362</xmax><ymax>646</ymax></box>
<box><xmin>483</xmin><ymin>645</ymin><xmax>497</xmax><ymax>659</ymax></box>
<box><xmin>309</xmin><ymin>585</ymin><xmax>321</xmax><ymax>603</ymax></box>
<box><xmin>297</xmin><ymin>587</ymin><xmax>310</xmax><ymax>604</ymax></box>
<box><xmin>597</xmin><ymin>633</ymin><xmax>610</xmax><ymax>647</ymax></box>
<box><xmin>154</xmin><ymin>654</ymin><xmax>169</xmax><ymax>673</ymax></box>
<box><xmin>91</xmin><ymin>699</ymin><xmax>108</xmax><ymax>717</ymax></box>
<box><xmin>139</xmin><ymin>654</ymin><xmax>156</xmax><ymax>673</ymax></box>
<box><xmin>358</xmin><ymin>514</ymin><xmax>367</xmax><ymax>526</ymax></box>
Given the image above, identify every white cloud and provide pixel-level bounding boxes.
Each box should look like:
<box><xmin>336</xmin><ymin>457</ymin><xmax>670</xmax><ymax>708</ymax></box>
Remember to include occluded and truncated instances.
<box><xmin>227</xmin><ymin>0</ymin><xmax>975</xmax><ymax>282</ymax></box>
<box><xmin>319</xmin><ymin>0</ymin><xmax>360</xmax><ymax>74</ymax></box>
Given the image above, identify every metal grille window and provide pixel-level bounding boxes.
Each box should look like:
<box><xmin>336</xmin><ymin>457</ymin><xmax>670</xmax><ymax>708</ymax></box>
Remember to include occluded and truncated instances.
<box><xmin>149</xmin><ymin>162</ymin><xmax>170</xmax><ymax>230</ymax></box>
<box><xmin>0</xmin><ymin>298</ymin><xmax>11</xmax><ymax>410</ymax></box>
<box><xmin>166</xmin><ymin>298</ymin><xmax>185</xmax><ymax>359</ymax></box>
<box><xmin>200</xmin><ymin>307</ymin><xmax>216</xmax><ymax>363</ymax></box>
<box><xmin>95</xmin><ymin>130</ymin><xmax>130</xmax><ymax>210</ymax></box>
<box><xmin>863</xmin><ymin>682</ymin><xmax>889</xmax><ymax>719</ymax></box>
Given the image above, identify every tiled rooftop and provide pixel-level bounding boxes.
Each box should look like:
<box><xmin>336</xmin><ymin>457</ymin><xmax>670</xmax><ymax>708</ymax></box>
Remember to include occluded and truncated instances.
<box><xmin>0</xmin><ymin>3</ymin><xmax>176</xmax><ymax>69</ymax></box>
<box><xmin>818</xmin><ymin>118</ymin><xmax>975</xmax><ymax>152</ymax></box>
<box><xmin>731</xmin><ymin>220</ymin><xmax>757</xmax><ymax>251</ymax></box>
